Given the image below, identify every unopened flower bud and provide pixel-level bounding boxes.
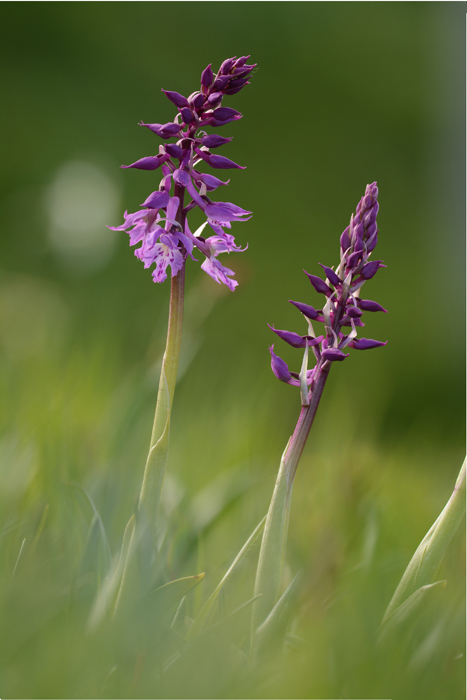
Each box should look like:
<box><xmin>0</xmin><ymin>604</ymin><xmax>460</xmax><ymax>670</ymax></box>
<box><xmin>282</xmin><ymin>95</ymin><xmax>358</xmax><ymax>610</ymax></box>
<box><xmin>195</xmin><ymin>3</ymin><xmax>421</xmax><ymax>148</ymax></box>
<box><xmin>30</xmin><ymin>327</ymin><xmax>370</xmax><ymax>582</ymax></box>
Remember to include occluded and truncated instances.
<box><xmin>289</xmin><ymin>300</ymin><xmax>320</xmax><ymax>320</ymax></box>
<box><xmin>304</xmin><ymin>271</ymin><xmax>333</xmax><ymax>296</ymax></box>
<box><xmin>161</xmin><ymin>89</ymin><xmax>189</xmax><ymax>108</ymax></box>
<box><xmin>348</xmin><ymin>338</ymin><xmax>387</xmax><ymax>350</ymax></box>
<box><xmin>358</xmin><ymin>299</ymin><xmax>387</xmax><ymax>313</ymax></box>
<box><xmin>201</xmin><ymin>63</ymin><xmax>214</xmax><ymax>88</ymax></box>
<box><xmin>321</xmin><ymin>348</ymin><xmax>349</xmax><ymax>362</ymax></box>
<box><xmin>319</xmin><ymin>264</ymin><xmax>341</xmax><ymax>288</ymax></box>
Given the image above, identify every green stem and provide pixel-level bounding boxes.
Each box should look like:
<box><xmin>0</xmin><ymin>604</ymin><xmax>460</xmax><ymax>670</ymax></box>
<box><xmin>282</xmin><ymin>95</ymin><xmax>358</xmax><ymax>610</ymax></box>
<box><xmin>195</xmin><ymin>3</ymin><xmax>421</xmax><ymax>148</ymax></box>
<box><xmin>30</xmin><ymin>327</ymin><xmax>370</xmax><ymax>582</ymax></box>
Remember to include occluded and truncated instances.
<box><xmin>138</xmin><ymin>184</ymin><xmax>186</xmax><ymax>533</ymax></box>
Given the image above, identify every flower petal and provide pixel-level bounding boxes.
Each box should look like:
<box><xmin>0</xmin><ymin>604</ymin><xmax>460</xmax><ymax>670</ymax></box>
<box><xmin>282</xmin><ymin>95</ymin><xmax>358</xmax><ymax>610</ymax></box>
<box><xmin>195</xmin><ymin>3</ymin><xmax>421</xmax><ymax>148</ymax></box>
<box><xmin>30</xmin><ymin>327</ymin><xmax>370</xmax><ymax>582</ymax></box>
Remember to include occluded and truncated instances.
<box><xmin>121</xmin><ymin>155</ymin><xmax>169</xmax><ymax>171</ymax></box>
<box><xmin>201</xmin><ymin>257</ymin><xmax>238</xmax><ymax>291</ymax></box>
<box><xmin>141</xmin><ymin>190</ymin><xmax>171</xmax><ymax>209</ymax></box>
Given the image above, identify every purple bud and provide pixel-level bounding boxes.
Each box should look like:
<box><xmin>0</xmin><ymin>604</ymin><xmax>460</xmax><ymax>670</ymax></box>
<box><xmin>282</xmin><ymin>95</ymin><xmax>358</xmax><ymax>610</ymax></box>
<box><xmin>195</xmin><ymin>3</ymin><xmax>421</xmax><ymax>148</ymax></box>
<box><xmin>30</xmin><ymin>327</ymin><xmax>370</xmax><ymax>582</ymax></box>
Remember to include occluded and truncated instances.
<box><xmin>304</xmin><ymin>271</ymin><xmax>333</xmax><ymax>296</ymax></box>
<box><xmin>358</xmin><ymin>299</ymin><xmax>387</xmax><ymax>313</ymax></box>
<box><xmin>173</xmin><ymin>168</ymin><xmax>191</xmax><ymax>187</ymax></box>
<box><xmin>207</xmin><ymin>92</ymin><xmax>223</xmax><ymax>106</ymax></box>
<box><xmin>289</xmin><ymin>300</ymin><xmax>320</xmax><ymax>320</ymax></box>
<box><xmin>319</xmin><ymin>264</ymin><xmax>341</xmax><ymax>287</ymax></box>
<box><xmin>268</xmin><ymin>324</ymin><xmax>322</xmax><ymax>349</ymax></box>
<box><xmin>346</xmin><ymin>306</ymin><xmax>363</xmax><ymax>318</ymax></box>
<box><xmin>201</xmin><ymin>134</ymin><xmax>233</xmax><ymax>148</ymax></box>
<box><xmin>322</xmin><ymin>348</ymin><xmax>349</xmax><ymax>362</ymax></box>
<box><xmin>190</xmin><ymin>92</ymin><xmax>205</xmax><ymax>110</ymax></box>
<box><xmin>340</xmin><ymin>316</ymin><xmax>364</xmax><ymax>327</ymax></box>
<box><xmin>361</xmin><ymin>260</ymin><xmax>385</xmax><ymax>280</ymax></box>
<box><xmin>340</xmin><ymin>226</ymin><xmax>351</xmax><ymax>252</ymax></box>
<box><xmin>201</xmin><ymin>64</ymin><xmax>214</xmax><ymax>88</ymax></box>
<box><xmin>269</xmin><ymin>346</ymin><xmax>292</xmax><ymax>383</ymax></box>
<box><xmin>195</xmin><ymin>150</ymin><xmax>245</xmax><ymax>170</ymax></box>
<box><xmin>346</xmin><ymin>250</ymin><xmax>363</xmax><ymax>269</ymax></box>
<box><xmin>140</xmin><ymin>121</ymin><xmax>181</xmax><ymax>139</ymax></box>
<box><xmin>224</xmin><ymin>83</ymin><xmax>250</xmax><ymax>96</ymax></box>
<box><xmin>164</xmin><ymin>143</ymin><xmax>185</xmax><ymax>159</ymax></box>
<box><xmin>180</xmin><ymin>107</ymin><xmax>194</xmax><ymax>124</ymax></box>
<box><xmin>193</xmin><ymin>172</ymin><xmax>230</xmax><ymax>190</ymax></box>
<box><xmin>348</xmin><ymin>338</ymin><xmax>387</xmax><ymax>350</ymax></box>
<box><xmin>366</xmin><ymin>230</ymin><xmax>378</xmax><ymax>253</ymax></box>
<box><xmin>161</xmin><ymin>89</ymin><xmax>189</xmax><ymax>108</ymax></box>
<box><xmin>352</xmin><ymin>220</ymin><xmax>364</xmax><ymax>240</ymax></box>
<box><xmin>213</xmin><ymin>75</ymin><xmax>230</xmax><ymax>91</ymax></box>
<box><xmin>233</xmin><ymin>65</ymin><xmax>256</xmax><ymax>78</ymax></box>
<box><xmin>121</xmin><ymin>154</ymin><xmax>169</xmax><ymax>170</ymax></box>
<box><xmin>220</xmin><ymin>57</ymin><xmax>236</xmax><ymax>75</ymax></box>
<box><xmin>365</xmin><ymin>221</ymin><xmax>377</xmax><ymax>239</ymax></box>
<box><xmin>212</xmin><ymin>107</ymin><xmax>242</xmax><ymax>122</ymax></box>
<box><xmin>234</xmin><ymin>56</ymin><xmax>249</xmax><ymax>68</ymax></box>
<box><xmin>141</xmin><ymin>190</ymin><xmax>171</xmax><ymax>209</ymax></box>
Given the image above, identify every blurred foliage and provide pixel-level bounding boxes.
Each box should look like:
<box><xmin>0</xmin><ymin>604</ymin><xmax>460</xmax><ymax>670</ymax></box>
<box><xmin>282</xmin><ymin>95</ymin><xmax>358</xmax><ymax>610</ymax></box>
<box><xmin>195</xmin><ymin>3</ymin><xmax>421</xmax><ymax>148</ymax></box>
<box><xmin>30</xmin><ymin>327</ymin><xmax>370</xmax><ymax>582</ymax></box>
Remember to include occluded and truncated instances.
<box><xmin>0</xmin><ymin>2</ymin><xmax>465</xmax><ymax>699</ymax></box>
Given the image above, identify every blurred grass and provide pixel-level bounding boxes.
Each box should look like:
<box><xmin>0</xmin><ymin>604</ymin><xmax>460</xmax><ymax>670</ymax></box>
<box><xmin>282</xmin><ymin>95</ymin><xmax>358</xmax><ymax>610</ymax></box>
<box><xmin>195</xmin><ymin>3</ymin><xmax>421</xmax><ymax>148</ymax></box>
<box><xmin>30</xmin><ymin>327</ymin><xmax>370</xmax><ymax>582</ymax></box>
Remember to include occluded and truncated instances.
<box><xmin>0</xmin><ymin>2</ymin><xmax>465</xmax><ymax>698</ymax></box>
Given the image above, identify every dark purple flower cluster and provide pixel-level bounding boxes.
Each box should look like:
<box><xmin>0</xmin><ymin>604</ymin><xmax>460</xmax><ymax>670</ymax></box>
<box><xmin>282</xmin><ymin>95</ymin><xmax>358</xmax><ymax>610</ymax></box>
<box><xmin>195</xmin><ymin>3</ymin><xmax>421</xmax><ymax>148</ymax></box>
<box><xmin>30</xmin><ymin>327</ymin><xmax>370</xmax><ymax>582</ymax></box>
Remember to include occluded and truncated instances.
<box><xmin>270</xmin><ymin>182</ymin><xmax>387</xmax><ymax>388</ymax></box>
<box><xmin>109</xmin><ymin>56</ymin><xmax>256</xmax><ymax>290</ymax></box>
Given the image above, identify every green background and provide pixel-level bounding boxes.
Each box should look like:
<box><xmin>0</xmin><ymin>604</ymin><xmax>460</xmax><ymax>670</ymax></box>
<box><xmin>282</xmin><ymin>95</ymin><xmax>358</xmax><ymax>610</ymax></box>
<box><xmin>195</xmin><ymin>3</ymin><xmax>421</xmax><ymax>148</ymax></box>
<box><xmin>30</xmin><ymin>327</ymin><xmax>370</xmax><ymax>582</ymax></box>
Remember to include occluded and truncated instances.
<box><xmin>0</xmin><ymin>2</ymin><xmax>465</xmax><ymax>698</ymax></box>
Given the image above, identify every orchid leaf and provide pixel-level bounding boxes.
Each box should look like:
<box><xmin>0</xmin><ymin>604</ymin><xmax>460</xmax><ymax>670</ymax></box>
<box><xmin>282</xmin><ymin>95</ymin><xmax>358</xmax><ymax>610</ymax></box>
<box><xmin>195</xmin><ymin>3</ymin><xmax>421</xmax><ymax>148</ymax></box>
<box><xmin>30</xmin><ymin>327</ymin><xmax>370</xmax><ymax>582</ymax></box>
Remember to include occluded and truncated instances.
<box><xmin>379</xmin><ymin>580</ymin><xmax>447</xmax><ymax>642</ymax></box>
<box><xmin>186</xmin><ymin>516</ymin><xmax>266</xmax><ymax>640</ymax></box>
<box><xmin>151</xmin><ymin>573</ymin><xmax>205</xmax><ymax>624</ymax></box>
<box><xmin>251</xmin><ymin>445</ymin><xmax>292</xmax><ymax>636</ymax></box>
<box><xmin>251</xmin><ymin>573</ymin><xmax>300</xmax><ymax>661</ymax></box>
<box><xmin>383</xmin><ymin>458</ymin><xmax>466</xmax><ymax>624</ymax></box>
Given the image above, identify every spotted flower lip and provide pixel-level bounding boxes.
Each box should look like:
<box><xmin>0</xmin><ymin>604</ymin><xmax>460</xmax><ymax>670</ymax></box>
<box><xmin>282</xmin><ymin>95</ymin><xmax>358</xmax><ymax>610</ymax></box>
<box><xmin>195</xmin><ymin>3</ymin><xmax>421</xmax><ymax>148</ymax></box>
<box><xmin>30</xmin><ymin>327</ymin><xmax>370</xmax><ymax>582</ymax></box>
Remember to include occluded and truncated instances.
<box><xmin>110</xmin><ymin>57</ymin><xmax>255</xmax><ymax>290</ymax></box>
<box><xmin>269</xmin><ymin>182</ymin><xmax>387</xmax><ymax>390</ymax></box>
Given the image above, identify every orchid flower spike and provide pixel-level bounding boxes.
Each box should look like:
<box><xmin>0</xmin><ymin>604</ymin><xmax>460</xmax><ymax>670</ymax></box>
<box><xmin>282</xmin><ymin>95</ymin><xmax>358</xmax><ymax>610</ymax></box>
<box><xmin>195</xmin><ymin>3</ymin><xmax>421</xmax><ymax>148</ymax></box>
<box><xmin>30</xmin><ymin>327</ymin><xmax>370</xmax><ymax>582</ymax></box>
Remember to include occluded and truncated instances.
<box><xmin>269</xmin><ymin>182</ymin><xmax>387</xmax><ymax>396</ymax></box>
<box><xmin>109</xmin><ymin>57</ymin><xmax>256</xmax><ymax>289</ymax></box>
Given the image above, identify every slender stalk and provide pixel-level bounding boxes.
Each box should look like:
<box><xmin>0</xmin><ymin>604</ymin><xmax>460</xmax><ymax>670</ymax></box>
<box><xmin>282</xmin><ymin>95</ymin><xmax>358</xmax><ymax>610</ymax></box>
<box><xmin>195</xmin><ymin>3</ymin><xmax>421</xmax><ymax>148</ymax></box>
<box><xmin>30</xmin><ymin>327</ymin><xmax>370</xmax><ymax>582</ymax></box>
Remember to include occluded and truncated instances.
<box><xmin>251</xmin><ymin>360</ymin><xmax>331</xmax><ymax>635</ymax></box>
<box><xmin>283</xmin><ymin>360</ymin><xmax>331</xmax><ymax>488</ymax></box>
<box><xmin>138</xmin><ymin>184</ymin><xmax>186</xmax><ymax>530</ymax></box>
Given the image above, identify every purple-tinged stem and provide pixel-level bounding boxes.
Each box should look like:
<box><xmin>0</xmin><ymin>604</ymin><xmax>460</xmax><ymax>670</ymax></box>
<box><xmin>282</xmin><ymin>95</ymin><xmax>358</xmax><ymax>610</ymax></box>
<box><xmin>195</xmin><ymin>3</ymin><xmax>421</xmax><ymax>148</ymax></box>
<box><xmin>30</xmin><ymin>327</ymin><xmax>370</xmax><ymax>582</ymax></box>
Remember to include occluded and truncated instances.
<box><xmin>283</xmin><ymin>360</ymin><xmax>331</xmax><ymax>490</ymax></box>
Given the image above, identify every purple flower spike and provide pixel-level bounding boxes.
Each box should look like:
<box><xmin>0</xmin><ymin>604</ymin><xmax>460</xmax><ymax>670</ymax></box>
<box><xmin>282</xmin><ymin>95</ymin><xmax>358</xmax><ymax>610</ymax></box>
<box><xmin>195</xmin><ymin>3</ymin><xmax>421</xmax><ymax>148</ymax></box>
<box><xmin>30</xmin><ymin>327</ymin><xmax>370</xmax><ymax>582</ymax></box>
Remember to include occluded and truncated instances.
<box><xmin>268</xmin><ymin>182</ymin><xmax>386</xmax><ymax>398</ymax></box>
<box><xmin>348</xmin><ymin>338</ymin><xmax>387</xmax><ymax>350</ymax></box>
<box><xmin>322</xmin><ymin>348</ymin><xmax>349</xmax><ymax>362</ymax></box>
<box><xmin>112</xmin><ymin>57</ymin><xmax>255</xmax><ymax>289</ymax></box>
<box><xmin>289</xmin><ymin>300</ymin><xmax>320</xmax><ymax>320</ymax></box>
<box><xmin>304</xmin><ymin>271</ymin><xmax>333</xmax><ymax>297</ymax></box>
<box><xmin>161</xmin><ymin>89</ymin><xmax>189</xmax><ymax>109</ymax></box>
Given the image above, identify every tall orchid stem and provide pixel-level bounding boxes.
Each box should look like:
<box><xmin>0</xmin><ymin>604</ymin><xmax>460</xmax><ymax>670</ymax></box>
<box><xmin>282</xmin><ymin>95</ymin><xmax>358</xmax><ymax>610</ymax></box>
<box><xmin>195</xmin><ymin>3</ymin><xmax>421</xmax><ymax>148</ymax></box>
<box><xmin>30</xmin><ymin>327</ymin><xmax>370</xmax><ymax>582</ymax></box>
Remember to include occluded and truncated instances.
<box><xmin>283</xmin><ymin>360</ymin><xmax>331</xmax><ymax>489</ymax></box>
<box><xmin>138</xmin><ymin>184</ymin><xmax>186</xmax><ymax>535</ymax></box>
<box><xmin>252</xmin><ymin>360</ymin><xmax>331</xmax><ymax>638</ymax></box>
